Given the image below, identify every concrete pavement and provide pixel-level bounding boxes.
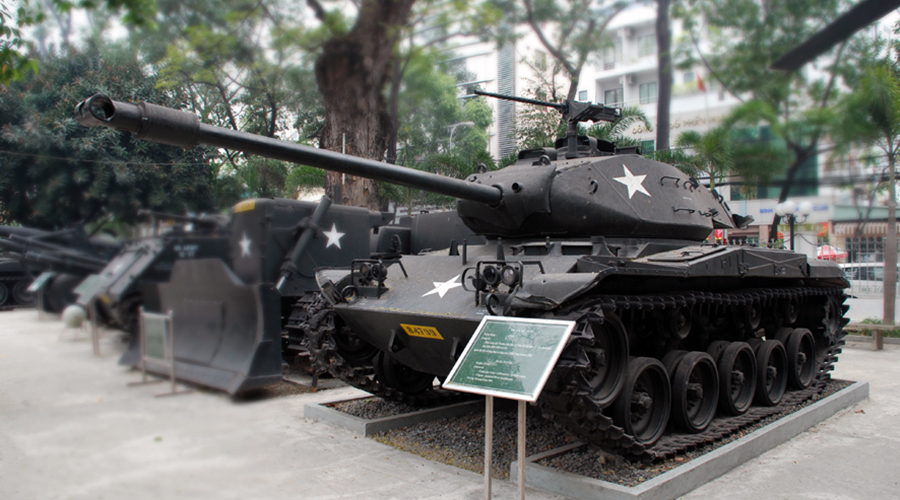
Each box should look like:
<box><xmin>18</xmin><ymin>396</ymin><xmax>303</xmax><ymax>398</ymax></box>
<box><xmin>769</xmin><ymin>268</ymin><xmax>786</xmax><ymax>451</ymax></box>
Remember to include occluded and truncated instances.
<box><xmin>1</xmin><ymin>309</ymin><xmax>898</xmax><ymax>500</ymax></box>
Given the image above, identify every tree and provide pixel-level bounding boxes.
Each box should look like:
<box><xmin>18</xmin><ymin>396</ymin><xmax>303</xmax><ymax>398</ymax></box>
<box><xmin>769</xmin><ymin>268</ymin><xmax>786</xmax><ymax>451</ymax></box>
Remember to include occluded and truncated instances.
<box><xmin>833</xmin><ymin>61</ymin><xmax>900</xmax><ymax>324</ymax></box>
<box><xmin>677</xmin><ymin>0</ymin><xmax>879</xmax><ymax>238</ymax></box>
<box><xmin>0</xmin><ymin>43</ymin><xmax>217</xmax><ymax>228</ymax></box>
<box><xmin>511</xmin><ymin>0</ymin><xmax>626</xmax><ymax>102</ymax></box>
<box><xmin>1</xmin><ymin>0</ymin><xmax>156</xmax><ymax>85</ymax></box>
<box><xmin>380</xmin><ymin>50</ymin><xmax>494</xmax><ymax>214</ymax></box>
<box><xmin>655</xmin><ymin>0</ymin><xmax>672</xmax><ymax>151</ymax></box>
<box><xmin>138</xmin><ymin>0</ymin><xmax>323</xmax><ymax>205</ymax></box>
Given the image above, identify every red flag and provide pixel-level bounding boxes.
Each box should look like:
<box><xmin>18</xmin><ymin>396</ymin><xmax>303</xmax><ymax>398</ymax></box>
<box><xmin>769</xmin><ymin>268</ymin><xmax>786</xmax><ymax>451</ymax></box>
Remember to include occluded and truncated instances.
<box><xmin>697</xmin><ymin>74</ymin><xmax>707</xmax><ymax>92</ymax></box>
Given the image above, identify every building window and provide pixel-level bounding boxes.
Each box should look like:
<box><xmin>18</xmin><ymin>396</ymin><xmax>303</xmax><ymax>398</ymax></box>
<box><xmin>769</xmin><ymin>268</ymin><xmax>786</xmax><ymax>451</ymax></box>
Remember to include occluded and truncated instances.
<box><xmin>639</xmin><ymin>82</ymin><xmax>657</xmax><ymax>104</ymax></box>
<box><xmin>638</xmin><ymin>34</ymin><xmax>655</xmax><ymax>57</ymax></box>
<box><xmin>604</xmin><ymin>88</ymin><xmax>623</xmax><ymax>107</ymax></box>
<box><xmin>641</xmin><ymin>140</ymin><xmax>655</xmax><ymax>154</ymax></box>
<box><xmin>578</xmin><ymin>90</ymin><xmax>588</xmax><ymax>101</ymax></box>
<box><xmin>683</xmin><ymin>71</ymin><xmax>695</xmax><ymax>84</ymax></box>
<box><xmin>603</xmin><ymin>44</ymin><xmax>620</xmax><ymax>70</ymax></box>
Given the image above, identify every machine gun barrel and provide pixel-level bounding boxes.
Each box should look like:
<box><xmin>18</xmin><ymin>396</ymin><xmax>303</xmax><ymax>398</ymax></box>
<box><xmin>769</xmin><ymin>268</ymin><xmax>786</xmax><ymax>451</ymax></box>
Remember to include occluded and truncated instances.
<box><xmin>474</xmin><ymin>89</ymin><xmax>565</xmax><ymax>110</ymax></box>
<box><xmin>75</xmin><ymin>95</ymin><xmax>503</xmax><ymax>206</ymax></box>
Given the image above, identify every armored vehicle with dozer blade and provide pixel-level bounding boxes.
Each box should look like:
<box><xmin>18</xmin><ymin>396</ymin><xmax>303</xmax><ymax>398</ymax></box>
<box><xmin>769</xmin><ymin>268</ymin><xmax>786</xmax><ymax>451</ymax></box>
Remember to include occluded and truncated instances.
<box><xmin>80</xmin><ymin>210</ymin><xmax>232</xmax><ymax>334</ymax></box>
<box><xmin>75</xmin><ymin>92</ymin><xmax>849</xmax><ymax>459</ymax></box>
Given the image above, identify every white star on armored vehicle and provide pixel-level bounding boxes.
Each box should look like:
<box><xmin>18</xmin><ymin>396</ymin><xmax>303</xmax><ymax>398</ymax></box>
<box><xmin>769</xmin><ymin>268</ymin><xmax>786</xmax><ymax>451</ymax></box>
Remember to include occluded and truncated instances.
<box><xmin>613</xmin><ymin>165</ymin><xmax>651</xmax><ymax>199</ymax></box>
<box><xmin>239</xmin><ymin>233</ymin><xmax>252</xmax><ymax>257</ymax></box>
<box><xmin>422</xmin><ymin>274</ymin><xmax>463</xmax><ymax>298</ymax></box>
<box><xmin>322</xmin><ymin>224</ymin><xmax>345</xmax><ymax>249</ymax></box>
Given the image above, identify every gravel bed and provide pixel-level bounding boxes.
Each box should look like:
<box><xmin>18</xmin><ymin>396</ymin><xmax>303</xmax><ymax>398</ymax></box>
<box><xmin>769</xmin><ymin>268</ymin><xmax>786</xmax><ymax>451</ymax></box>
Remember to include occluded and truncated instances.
<box><xmin>329</xmin><ymin>397</ymin><xmax>425</xmax><ymax>418</ymax></box>
<box><xmin>362</xmin><ymin>380</ymin><xmax>850</xmax><ymax>484</ymax></box>
<box><xmin>231</xmin><ymin>378</ymin><xmax>317</xmax><ymax>402</ymax></box>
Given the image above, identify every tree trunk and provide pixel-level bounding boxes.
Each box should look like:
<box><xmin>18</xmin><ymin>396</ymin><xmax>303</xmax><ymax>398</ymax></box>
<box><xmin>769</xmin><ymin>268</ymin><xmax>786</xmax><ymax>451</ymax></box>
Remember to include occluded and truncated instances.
<box><xmin>314</xmin><ymin>0</ymin><xmax>415</xmax><ymax>209</ymax></box>
<box><xmin>884</xmin><ymin>152</ymin><xmax>897</xmax><ymax>325</ymax></box>
<box><xmin>655</xmin><ymin>0</ymin><xmax>672</xmax><ymax>152</ymax></box>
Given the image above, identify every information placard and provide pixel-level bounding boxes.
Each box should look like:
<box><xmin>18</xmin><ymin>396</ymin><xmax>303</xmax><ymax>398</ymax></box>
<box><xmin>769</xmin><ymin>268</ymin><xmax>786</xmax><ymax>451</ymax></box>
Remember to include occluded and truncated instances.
<box><xmin>74</xmin><ymin>274</ymin><xmax>105</xmax><ymax>303</ymax></box>
<box><xmin>442</xmin><ymin>316</ymin><xmax>575</xmax><ymax>402</ymax></box>
<box><xmin>143</xmin><ymin>313</ymin><xmax>169</xmax><ymax>362</ymax></box>
<box><xmin>26</xmin><ymin>271</ymin><xmax>55</xmax><ymax>293</ymax></box>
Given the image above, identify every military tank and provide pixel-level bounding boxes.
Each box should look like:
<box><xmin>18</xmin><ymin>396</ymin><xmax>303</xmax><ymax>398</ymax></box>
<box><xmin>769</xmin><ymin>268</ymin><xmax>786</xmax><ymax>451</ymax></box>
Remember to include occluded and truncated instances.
<box><xmin>74</xmin><ymin>93</ymin><xmax>849</xmax><ymax>458</ymax></box>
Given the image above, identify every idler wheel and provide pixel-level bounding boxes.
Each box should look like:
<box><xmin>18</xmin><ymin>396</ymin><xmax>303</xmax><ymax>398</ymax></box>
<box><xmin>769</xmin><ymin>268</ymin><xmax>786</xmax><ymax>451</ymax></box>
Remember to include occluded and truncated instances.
<box><xmin>612</xmin><ymin>357</ymin><xmax>670</xmax><ymax>447</ymax></box>
<box><xmin>332</xmin><ymin>326</ymin><xmax>379</xmax><ymax>366</ymax></box>
<box><xmin>374</xmin><ymin>351</ymin><xmax>435</xmax><ymax>394</ymax></box>
<box><xmin>584</xmin><ymin>313</ymin><xmax>629</xmax><ymax>407</ymax></box>
<box><xmin>753</xmin><ymin>340</ymin><xmax>788</xmax><ymax>406</ymax></box>
<box><xmin>0</xmin><ymin>282</ymin><xmax>8</xmax><ymax>307</ymax></box>
<box><xmin>783</xmin><ymin>328</ymin><xmax>817</xmax><ymax>389</ymax></box>
<box><xmin>715</xmin><ymin>342</ymin><xmax>757</xmax><ymax>416</ymax></box>
<box><xmin>669</xmin><ymin>352</ymin><xmax>719</xmax><ymax>433</ymax></box>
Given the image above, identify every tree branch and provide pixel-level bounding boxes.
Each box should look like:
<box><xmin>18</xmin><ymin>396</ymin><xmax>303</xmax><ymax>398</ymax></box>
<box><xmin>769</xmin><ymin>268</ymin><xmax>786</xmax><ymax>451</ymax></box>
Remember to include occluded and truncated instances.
<box><xmin>690</xmin><ymin>27</ymin><xmax>744</xmax><ymax>103</ymax></box>
<box><xmin>306</xmin><ymin>0</ymin><xmax>327</xmax><ymax>22</ymax></box>
<box><xmin>523</xmin><ymin>0</ymin><xmax>576</xmax><ymax>77</ymax></box>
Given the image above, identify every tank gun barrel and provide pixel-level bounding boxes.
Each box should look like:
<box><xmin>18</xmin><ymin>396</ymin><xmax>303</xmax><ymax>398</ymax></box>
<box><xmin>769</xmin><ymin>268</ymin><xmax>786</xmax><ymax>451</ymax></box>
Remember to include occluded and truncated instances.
<box><xmin>75</xmin><ymin>95</ymin><xmax>503</xmax><ymax>206</ymax></box>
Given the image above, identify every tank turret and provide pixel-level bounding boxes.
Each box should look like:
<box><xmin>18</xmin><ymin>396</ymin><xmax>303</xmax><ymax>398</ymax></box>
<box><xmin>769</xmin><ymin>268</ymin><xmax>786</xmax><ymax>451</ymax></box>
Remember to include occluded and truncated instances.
<box><xmin>74</xmin><ymin>94</ymin><xmax>750</xmax><ymax>241</ymax></box>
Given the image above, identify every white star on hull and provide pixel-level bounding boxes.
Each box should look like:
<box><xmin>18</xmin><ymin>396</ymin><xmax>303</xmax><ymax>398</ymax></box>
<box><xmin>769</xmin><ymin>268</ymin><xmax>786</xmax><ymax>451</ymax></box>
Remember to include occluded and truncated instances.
<box><xmin>423</xmin><ymin>274</ymin><xmax>462</xmax><ymax>298</ymax></box>
<box><xmin>613</xmin><ymin>165</ymin><xmax>651</xmax><ymax>199</ymax></box>
<box><xmin>239</xmin><ymin>233</ymin><xmax>252</xmax><ymax>257</ymax></box>
<box><xmin>323</xmin><ymin>224</ymin><xmax>345</xmax><ymax>249</ymax></box>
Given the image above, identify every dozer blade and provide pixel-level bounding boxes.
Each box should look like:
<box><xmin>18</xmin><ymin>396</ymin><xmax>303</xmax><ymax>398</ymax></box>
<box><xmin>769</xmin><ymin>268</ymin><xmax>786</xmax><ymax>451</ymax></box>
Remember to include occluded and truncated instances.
<box><xmin>119</xmin><ymin>259</ymin><xmax>282</xmax><ymax>394</ymax></box>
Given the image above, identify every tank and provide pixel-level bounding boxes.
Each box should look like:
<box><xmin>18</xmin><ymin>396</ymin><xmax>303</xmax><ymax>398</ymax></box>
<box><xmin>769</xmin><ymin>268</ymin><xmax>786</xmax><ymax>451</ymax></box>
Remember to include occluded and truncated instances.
<box><xmin>0</xmin><ymin>255</ymin><xmax>40</xmax><ymax>307</ymax></box>
<box><xmin>75</xmin><ymin>93</ymin><xmax>849</xmax><ymax>458</ymax></box>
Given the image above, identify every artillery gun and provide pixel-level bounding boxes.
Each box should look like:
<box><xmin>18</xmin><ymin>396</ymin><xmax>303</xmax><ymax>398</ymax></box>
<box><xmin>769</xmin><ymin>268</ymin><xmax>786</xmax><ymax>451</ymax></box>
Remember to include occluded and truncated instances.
<box><xmin>0</xmin><ymin>225</ymin><xmax>122</xmax><ymax>312</ymax></box>
<box><xmin>75</xmin><ymin>93</ymin><xmax>849</xmax><ymax>458</ymax></box>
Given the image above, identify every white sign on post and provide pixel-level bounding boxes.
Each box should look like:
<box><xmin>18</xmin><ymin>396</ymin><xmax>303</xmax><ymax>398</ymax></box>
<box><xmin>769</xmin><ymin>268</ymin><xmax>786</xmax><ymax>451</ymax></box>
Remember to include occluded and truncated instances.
<box><xmin>443</xmin><ymin>316</ymin><xmax>575</xmax><ymax>500</ymax></box>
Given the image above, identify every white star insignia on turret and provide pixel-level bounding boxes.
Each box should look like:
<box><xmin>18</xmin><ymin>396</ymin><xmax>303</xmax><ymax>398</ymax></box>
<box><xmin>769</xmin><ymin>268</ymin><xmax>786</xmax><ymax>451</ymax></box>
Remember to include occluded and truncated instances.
<box><xmin>323</xmin><ymin>224</ymin><xmax>345</xmax><ymax>249</ymax></box>
<box><xmin>239</xmin><ymin>233</ymin><xmax>252</xmax><ymax>257</ymax></box>
<box><xmin>423</xmin><ymin>274</ymin><xmax>462</xmax><ymax>298</ymax></box>
<box><xmin>613</xmin><ymin>165</ymin><xmax>651</xmax><ymax>199</ymax></box>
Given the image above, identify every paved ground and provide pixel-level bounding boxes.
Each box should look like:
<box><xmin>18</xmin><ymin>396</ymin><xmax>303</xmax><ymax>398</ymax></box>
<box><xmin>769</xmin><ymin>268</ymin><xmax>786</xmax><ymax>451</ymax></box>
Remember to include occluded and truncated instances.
<box><xmin>1</xmin><ymin>309</ymin><xmax>898</xmax><ymax>500</ymax></box>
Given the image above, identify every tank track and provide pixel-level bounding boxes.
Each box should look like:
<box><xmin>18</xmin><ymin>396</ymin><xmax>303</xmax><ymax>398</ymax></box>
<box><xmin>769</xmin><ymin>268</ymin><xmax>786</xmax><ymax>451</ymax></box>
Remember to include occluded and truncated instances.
<box><xmin>298</xmin><ymin>295</ymin><xmax>467</xmax><ymax>406</ymax></box>
<box><xmin>537</xmin><ymin>286</ymin><xmax>848</xmax><ymax>461</ymax></box>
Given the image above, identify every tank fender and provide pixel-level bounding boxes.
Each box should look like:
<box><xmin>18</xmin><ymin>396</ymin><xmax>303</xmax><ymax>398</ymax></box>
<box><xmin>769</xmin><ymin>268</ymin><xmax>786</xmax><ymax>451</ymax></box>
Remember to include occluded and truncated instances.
<box><xmin>508</xmin><ymin>270</ymin><xmax>612</xmax><ymax>310</ymax></box>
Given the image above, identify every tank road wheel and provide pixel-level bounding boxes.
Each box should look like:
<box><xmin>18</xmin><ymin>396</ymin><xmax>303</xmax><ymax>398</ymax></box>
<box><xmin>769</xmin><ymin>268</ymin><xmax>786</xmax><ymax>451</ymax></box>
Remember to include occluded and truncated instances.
<box><xmin>374</xmin><ymin>352</ymin><xmax>435</xmax><ymax>394</ymax></box>
<box><xmin>715</xmin><ymin>342</ymin><xmax>757</xmax><ymax>416</ymax></box>
<box><xmin>753</xmin><ymin>340</ymin><xmax>787</xmax><ymax>406</ymax></box>
<box><xmin>670</xmin><ymin>352</ymin><xmax>719</xmax><ymax>433</ymax></box>
<box><xmin>12</xmin><ymin>280</ymin><xmax>34</xmax><ymax>305</ymax></box>
<box><xmin>584</xmin><ymin>313</ymin><xmax>630</xmax><ymax>407</ymax></box>
<box><xmin>612</xmin><ymin>357</ymin><xmax>670</xmax><ymax>447</ymax></box>
<box><xmin>783</xmin><ymin>328</ymin><xmax>817</xmax><ymax>389</ymax></box>
<box><xmin>0</xmin><ymin>282</ymin><xmax>9</xmax><ymax>306</ymax></box>
<box><xmin>660</xmin><ymin>307</ymin><xmax>692</xmax><ymax>340</ymax></box>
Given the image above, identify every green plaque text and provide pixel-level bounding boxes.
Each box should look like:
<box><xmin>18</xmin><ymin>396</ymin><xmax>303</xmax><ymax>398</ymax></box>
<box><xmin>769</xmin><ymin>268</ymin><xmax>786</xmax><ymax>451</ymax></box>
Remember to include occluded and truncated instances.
<box><xmin>443</xmin><ymin>316</ymin><xmax>574</xmax><ymax>401</ymax></box>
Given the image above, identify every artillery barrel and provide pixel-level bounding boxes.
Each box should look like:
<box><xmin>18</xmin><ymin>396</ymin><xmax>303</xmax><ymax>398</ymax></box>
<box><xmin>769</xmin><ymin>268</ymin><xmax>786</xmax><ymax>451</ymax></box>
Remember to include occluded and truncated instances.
<box><xmin>75</xmin><ymin>95</ymin><xmax>503</xmax><ymax>206</ymax></box>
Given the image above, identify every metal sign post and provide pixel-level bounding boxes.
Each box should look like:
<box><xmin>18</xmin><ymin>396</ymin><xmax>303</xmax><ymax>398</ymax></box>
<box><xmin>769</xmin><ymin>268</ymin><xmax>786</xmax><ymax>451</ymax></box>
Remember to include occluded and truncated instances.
<box><xmin>443</xmin><ymin>316</ymin><xmax>575</xmax><ymax>500</ymax></box>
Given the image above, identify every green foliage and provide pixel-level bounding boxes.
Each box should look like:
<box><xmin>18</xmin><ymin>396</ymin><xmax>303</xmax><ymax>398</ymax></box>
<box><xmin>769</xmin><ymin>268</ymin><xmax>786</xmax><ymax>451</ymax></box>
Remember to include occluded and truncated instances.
<box><xmin>677</xmin><ymin>0</ymin><xmax>882</xmax><ymax>202</ymax></box>
<box><xmin>582</xmin><ymin>106</ymin><xmax>651</xmax><ymax>146</ymax></box>
<box><xmin>379</xmin><ymin>49</ymin><xmax>495</xmax><ymax>212</ymax></box>
<box><xmin>138</xmin><ymin>0</ymin><xmax>326</xmax><ymax>202</ymax></box>
<box><xmin>0</xmin><ymin>43</ymin><xmax>217</xmax><ymax>228</ymax></box>
<box><xmin>1</xmin><ymin>0</ymin><xmax>156</xmax><ymax>85</ymax></box>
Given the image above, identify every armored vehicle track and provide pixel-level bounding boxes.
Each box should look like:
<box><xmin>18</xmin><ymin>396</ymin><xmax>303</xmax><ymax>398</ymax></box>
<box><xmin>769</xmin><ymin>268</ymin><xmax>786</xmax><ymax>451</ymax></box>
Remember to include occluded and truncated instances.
<box><xmin>298</xmin><ymin>286</ymin><xmax>848</xmax><ymax>461</ymax></box>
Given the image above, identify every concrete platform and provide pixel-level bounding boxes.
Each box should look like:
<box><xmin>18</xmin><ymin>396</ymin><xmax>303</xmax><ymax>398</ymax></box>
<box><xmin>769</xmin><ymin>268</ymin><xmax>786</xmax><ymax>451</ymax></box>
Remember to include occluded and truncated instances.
<box><xmin>305</xmin><ymin>397</ymin><xmax>484</xmax><ymax>436</ymax></box>
<box><xmin>2</xmin><ymin>309</ymin><xmax>899</xmax><ymax>500</ymax></box>
<box><xmin>510</xmin><ymin>381</ymin><xmax>869</xmax><ymax>500</ymax></box>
